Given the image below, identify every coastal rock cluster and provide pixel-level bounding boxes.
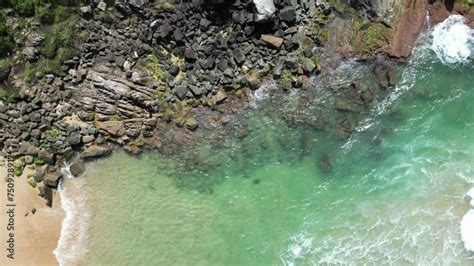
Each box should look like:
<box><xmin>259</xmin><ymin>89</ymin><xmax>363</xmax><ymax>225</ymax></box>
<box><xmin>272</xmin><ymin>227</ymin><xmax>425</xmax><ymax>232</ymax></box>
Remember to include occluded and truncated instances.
<box><xmin>0</xmin><ymin>0</ymin><xmax>335</xmax><ymax>203</ymax></box>
<box><xmin>0</xmin><ymin>0</ymin><xmax>445</xmax><ymax>203</ymax></box>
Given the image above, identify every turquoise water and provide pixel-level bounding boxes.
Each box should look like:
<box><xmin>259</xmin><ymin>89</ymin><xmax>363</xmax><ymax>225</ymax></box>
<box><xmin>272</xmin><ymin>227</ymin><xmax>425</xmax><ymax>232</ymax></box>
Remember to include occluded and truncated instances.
<box><xmin>58</xmin><ymin>17</ymin><xmax>474</xmax><ymax>265</ymax></box>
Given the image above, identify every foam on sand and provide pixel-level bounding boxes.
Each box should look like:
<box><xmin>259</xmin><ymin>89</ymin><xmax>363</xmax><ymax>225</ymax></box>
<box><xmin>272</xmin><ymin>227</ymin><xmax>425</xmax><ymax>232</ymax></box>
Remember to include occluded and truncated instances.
<box><xmin>54</xmin><ymin>165</ymin><xmax>91</xmax><ymax>266</ymax></box>
<box><xmin>462</xmin><ymin>188</ymin><xmax>474</xmax><ymax>252</ymax></box>
<box><xmin>461</xmin><ymin>209</ymin><xmax>474</xmax><ymax>252</ymax></box>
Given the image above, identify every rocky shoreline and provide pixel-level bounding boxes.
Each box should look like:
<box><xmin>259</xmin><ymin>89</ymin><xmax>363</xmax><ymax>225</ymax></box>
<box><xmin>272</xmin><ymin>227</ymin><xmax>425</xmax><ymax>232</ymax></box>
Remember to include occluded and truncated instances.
<box><xmin>0</xmin><ymin>0</ymin><xmax>472</xmax><ymax>205</ymax></box>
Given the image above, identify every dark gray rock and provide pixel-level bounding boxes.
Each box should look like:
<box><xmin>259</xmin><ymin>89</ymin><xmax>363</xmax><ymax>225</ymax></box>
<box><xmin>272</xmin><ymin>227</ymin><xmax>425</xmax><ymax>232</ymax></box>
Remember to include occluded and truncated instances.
<box><xmin>38</xmin><ymin>185</ymin><xmax>53</xmax><ymax>207</ymax></box>
<box><xmin>173</xmin><ymin>28</ymin><xmax>185</xmax><ymax>43</ymax></box>
<box><xmin>169</xmin><ymin>64</ymin><xmax>180</xmax><ymax>76</ymax></box>
<box><xmin>184</xmin><ymin>48</ymin><xmax>197</xmax><ymax>60</ymax></box>
<box><xmin>279</xmin><ymin>7</ymin><xmax>296</xmax><ymax>23</ymax></box>
<box><xmin>189</xmin><ymin>85</ymin><xmax>204</xmax><ymax>97</ymax></box>
<box><xmin>33</xmin><ymin>167</ymin><xmax>45</xmax><ymax>183</ymax></box>
<box><xmin>70</xmin><ymin>159</ymin><xmax>85</xmax><ymax>177</ymax></box>
<box><xmin>232</xmin><ymin>48</ymin><xmax>245</xmax><ymax>66</ymax></box>
<box><xmin>173</xmin><ymin>85</ymin><xmax>188</xmax><ymax>100</ymax></box>
<box><xmin>68</xmin><ymin>132</ymin><xmax>82</xmax><ymax>145</ymax></box>
<box><xmin>38</xmin><ymin>150</ymin><xmax>55</xmax><ymax>165</ymax></box>
<box><xmin>43</xmin><ymin>170</ymin><xmax>62</xmax><ymax>188</ymax></box>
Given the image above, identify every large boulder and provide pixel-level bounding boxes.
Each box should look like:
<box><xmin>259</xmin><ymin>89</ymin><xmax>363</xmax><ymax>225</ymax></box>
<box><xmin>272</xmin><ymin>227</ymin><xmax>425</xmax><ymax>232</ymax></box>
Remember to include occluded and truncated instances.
<box><xmin>80</xmin><ymin>145</ymin><xmax>113</xmax><ymax>160</ymax></box>
<box><xmin>43</xmin><ymin>170</ymin><xmax>62</xmax><ymax>188</ymax></box>
<box><xmin>70</xmin><ymin>159</ymin><xmax>86</xmax><ymax>177</ymax></box>
<box><xmin>96</xmin><ymin>121</ymin><xmax>127</xmax><ymax>137</ymax></box>
<box><xmin>253</xmin><ymin>0</ymin><xmax>276</xmax><ymax>22</ymax></box>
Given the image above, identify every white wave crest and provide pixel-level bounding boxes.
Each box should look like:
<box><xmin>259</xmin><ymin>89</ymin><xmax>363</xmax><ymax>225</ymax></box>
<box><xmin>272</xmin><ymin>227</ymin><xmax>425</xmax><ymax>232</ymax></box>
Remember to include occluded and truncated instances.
<box><xmin>432</xmin><ymin>15</ymin><xmax>474</xmax><ymax>64</ymax></box>
<box><xmin>54</xmin><ymin>166</ymin><xmax>91</xmax><ymax>266</ymax></box>
<box><xmin>462</xmin><ymin>188</ymin><xmax>474</xmax><ymax>252</ymax></box>
<box><xmin>461</xmin><ymin>209</ymin><xmax>474</xmax><ymax>252</ymax></box>
<box><xmin>279</xmin><ymin>231</ymin><xmax>314</xmax><ymax>266</ymax></box>
<box><xmin>250</xmin><ymin>81</ymin><xmax>277</xmax><ymax>107</ymax></box>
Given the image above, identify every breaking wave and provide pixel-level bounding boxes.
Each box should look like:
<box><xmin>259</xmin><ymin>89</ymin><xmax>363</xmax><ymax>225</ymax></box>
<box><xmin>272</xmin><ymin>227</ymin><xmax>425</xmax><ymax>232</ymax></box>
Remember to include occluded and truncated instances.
<box><xmin>431</xmin><ymin>15</ymin><xmax>474</xmax><ymax>64</ymax></box>
<box><xmin>432</xmin><ymin>15</ymin><xmax>474</xmax><ymax>254</ymax></box>
<box><xmin>54</xmin><ymin>165</ymin><xmax>90</xmax><ymax>266</ymax></box>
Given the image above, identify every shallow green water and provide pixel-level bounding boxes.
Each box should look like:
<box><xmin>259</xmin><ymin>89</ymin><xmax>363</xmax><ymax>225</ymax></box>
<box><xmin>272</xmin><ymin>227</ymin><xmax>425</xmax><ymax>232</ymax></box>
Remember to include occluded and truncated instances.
<box><xmin>58</xmin><ymin>18</ymin><xmax>474</xmax><ymax>265</ymax></box>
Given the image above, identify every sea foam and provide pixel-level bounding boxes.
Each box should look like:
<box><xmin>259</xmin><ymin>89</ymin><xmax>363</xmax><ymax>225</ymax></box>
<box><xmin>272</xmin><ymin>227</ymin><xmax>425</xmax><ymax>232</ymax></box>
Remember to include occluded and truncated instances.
<box><xmin>433</xmin><ymin>15</ymin><xmax>474</xmax><ymax>254</ymax></box>
<box><xmin>54</xmin><ymin>165</ymin><xmax>91</xmax><ymax>266</ymax></box>
<box><xmin>431</xmin><ymin>15</ymin><xmax>474</xmax><ymax>64</ymax></box>
<box><xmin>250</xmin><ymin>81</ymin><xmax>277</xmax><ymax>107</ymax></box>
<box><xmin>461</xmin><ymin>209</ymin><xmax>474</xmax><ymax>252</ymax></box>
<box><xmin>462</xmin><ymin>188</ymin><xmax>474</xmax><ymax>252</ymax></box>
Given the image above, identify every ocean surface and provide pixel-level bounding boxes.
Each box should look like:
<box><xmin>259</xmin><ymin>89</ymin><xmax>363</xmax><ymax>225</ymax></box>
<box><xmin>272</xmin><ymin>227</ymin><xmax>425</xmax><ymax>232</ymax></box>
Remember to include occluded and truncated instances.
<box><xmin>56</xmin><ymin>16</ymin><xmax>474</xmax><ymax>265</ymax></box>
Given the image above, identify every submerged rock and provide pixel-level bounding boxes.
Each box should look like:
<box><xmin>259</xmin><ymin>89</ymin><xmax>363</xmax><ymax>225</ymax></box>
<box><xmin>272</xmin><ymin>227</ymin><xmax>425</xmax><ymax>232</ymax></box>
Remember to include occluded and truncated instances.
<box><xmin>185</xmin><ymin>117</ymin><xmax>199</xmax><ymax>130</ymax></box>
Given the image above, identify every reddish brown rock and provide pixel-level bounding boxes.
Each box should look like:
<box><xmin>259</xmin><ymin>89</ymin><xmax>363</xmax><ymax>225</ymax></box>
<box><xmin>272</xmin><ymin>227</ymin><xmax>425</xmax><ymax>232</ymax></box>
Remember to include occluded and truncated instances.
<box><xmin>453</xmin><ymin>2</ymin><xmax>474</xmax><ymax>28</ymax></box>
<box><xmin>429</xmin><ymin>2</ymin><xmax>450</xmax><ymax>26</ymax></box>
<box><xmin>388</xmin><ymin>0</ymin><xmax>429</xmax><ymax>58</ymax></box>
<box><xmin>429</xmin><ymin>1</ymin><xmax>474</xmax><ymax>28</ymax></box>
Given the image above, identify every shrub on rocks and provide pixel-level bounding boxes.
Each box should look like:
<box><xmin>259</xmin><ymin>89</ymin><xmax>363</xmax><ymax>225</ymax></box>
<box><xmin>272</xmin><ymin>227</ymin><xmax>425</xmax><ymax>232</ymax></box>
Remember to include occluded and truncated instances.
<box><xmin>0</xmin><ymin>14</ymin><xmax>14</xmax><ymax>57</ymax></box>
<box><xmin>0</xmin><ymin>59</ymin><xmax>11</xmax><ymax>82</ymax></box>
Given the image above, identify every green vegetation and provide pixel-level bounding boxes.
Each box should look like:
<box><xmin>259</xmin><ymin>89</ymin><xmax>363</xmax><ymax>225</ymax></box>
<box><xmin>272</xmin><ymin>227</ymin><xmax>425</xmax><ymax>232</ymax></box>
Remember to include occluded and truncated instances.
<box><xmin>14</xmin><ymin>167</ymin><xmax>23</xmax><ymax>176</ymax></box>
<box><xmin>44</xmin><ymin>128</ymin><xmax>62</xmax><ymax>138</ymax></box>
<box><xmin>146</xmin><ymin>54</ymin><xmax>169</xmax><ymax>84</ymax></box>
<box><xmin>40</xmin><ymin>17</ymin><xmax>78</xmax><ymax>58</ymax></box>
<box><xmin>278</xmin><ymin>69</ymin><xmax>297</xmax><ymax>88</ymax></box>
<box><xmin>154</xmin><ymin>0</ymin><xmax>175</xmax><ymax>10</ymax></box>
<box><xmin>0</xmin><ymin>14</ymin><xmax>14</xmax><ymax>57</ymax></box>
<box><xmin>33</xmin><ymin>157</ymin><xmax>45</xmax><ymax>165</ymax></box>
<box><xmin>6</xmin><ymin>0</ymin><xmax>88</xmax><ymax>17</ymax></box>
<box><xmin>352</xmin><ymin>19</ymin><xmax>391</xmax><ymax>54</ymax></box>
<box><xmin>11</xmin><ymin>0</ymin><xmax>36</xmax><ymax>16</ymax></box>
<box><xmin>110</xmin><ymin>114</ymin><xmax>123</xmax><ymax>121</ymax></box>
<box><xmin>231</xmin><ymin>82</ymin><xmax>241</xmax><ymax>90</ymax></box>
<box><xmin>28</xmin><ymin>13</ymin><xmax>81</xmax><ymax>79</ymax></box>
<box><xmin>0</xmin><ymin>88</ymin><xmax>20</xmax><ymax>103</ymax></box>
<box><xmin>27</xmin><ymin>178</ymin><xmax>37</xmax><ymax>188</ymax></box>
<box><xmin>310</xmin><ymin>56</ymin><xmax>321</xmax><ymax>71</ymax></box>
<box><xmin>460</xmin><ymin>0</ymin><xmax>474</xmax><ymax>6</ymax></box>
<box><xmin>2</xmin><ymin>1</ymin><xmax>85</xmax><ymax>80</ymax></box>
<box><xmin>363</xmin><ymin>23</ymin><xmax>391</xmax><ymax>53</ymax></box>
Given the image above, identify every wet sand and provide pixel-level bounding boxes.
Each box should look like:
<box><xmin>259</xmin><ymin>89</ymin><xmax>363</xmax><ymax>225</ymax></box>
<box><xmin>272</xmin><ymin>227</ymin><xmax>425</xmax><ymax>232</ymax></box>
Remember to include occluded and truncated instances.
<box><xmin>0</xmin><ymin>156</ymin><xmax>63</xmax><ymax>266</ymax></box>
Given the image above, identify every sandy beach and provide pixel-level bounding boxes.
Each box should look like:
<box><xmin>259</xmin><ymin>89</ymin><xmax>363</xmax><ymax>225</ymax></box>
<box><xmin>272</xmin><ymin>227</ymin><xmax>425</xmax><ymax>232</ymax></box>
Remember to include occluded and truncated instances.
<box><xmin>0</xmin><ymin>156</ymin><xmax>63</xmax><ymax>266</ymax></box>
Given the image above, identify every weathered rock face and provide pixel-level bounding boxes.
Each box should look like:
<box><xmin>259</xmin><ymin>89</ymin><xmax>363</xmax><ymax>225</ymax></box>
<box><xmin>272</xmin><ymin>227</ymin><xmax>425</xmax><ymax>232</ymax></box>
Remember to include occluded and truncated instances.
<box><xmin>0</xmin><ymin>0</ymin><xmax>411</xmax><ymax>206</ymax></box>
<box><xmin>253</xmin><ymin>0</ymin><xmax>276</xmax><ymax>21</ymax></box>
<box><xmin>388</xmin><ymin>0</ymin><xmax>428</xmax><ymax>58</ymax></box>
<box><xmin>429</xmin><ymin>1</ymin><xmax>474</xmax><ymax>28</ymax></box>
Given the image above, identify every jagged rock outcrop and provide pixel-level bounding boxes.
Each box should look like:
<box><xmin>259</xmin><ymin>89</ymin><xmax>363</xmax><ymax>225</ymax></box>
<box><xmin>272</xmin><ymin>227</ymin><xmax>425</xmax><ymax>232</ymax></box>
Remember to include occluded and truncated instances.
<box><xmin>388</xmin><ymin>0</ymin><xmax>428</xmax><ymax>58</ymax></box>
